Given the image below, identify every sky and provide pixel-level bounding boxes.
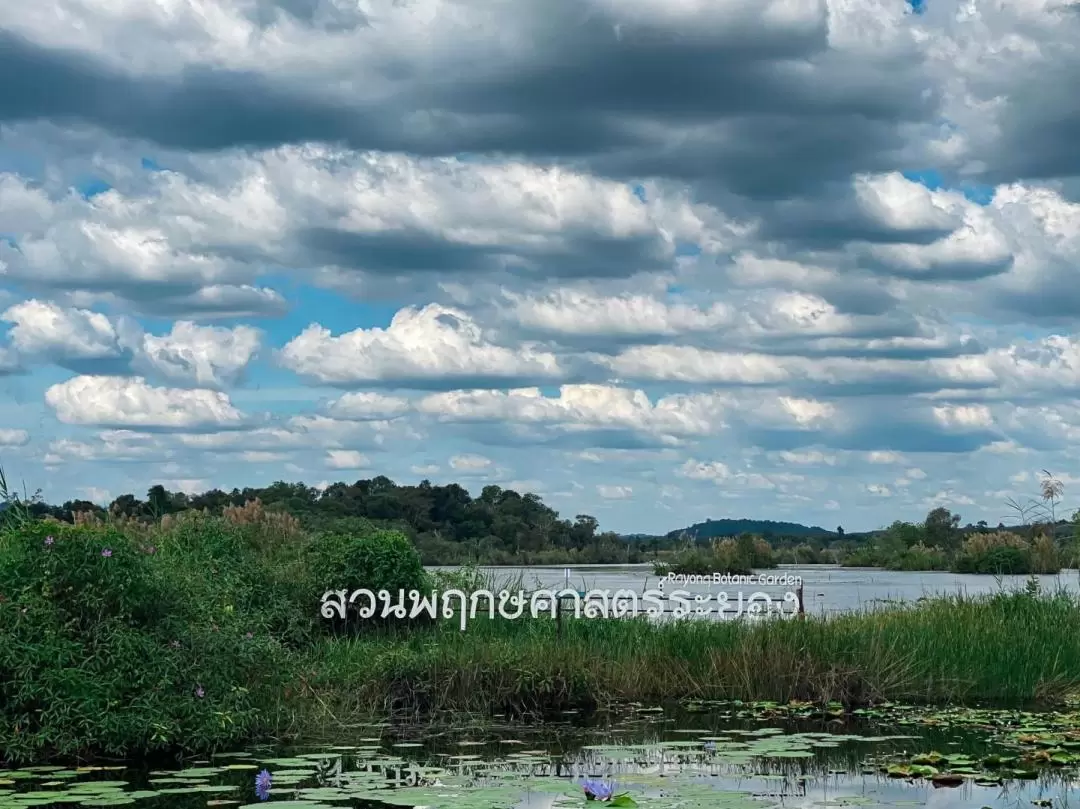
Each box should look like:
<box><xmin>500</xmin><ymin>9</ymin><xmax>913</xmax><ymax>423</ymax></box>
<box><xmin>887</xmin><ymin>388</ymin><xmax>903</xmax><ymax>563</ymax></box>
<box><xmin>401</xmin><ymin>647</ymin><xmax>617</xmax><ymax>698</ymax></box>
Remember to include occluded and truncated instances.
<box><xmin>2</xmin><ymin>0</ymin><xmax>1080</xmax><ymax>535</ymax></box>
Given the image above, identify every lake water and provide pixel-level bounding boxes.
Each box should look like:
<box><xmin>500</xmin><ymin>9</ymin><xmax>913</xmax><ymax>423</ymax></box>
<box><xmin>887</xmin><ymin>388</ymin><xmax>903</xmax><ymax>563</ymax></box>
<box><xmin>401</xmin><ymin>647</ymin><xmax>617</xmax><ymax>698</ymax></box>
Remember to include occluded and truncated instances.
<box><xmin>5</xmin><ymin>703</ymin><xmax>1078</xmax><ymax>809</ymax></box>
<box><xmin>427</xmin><ymin>564</ymin><xmax>1080</xmax><ymax>616</ymax></box>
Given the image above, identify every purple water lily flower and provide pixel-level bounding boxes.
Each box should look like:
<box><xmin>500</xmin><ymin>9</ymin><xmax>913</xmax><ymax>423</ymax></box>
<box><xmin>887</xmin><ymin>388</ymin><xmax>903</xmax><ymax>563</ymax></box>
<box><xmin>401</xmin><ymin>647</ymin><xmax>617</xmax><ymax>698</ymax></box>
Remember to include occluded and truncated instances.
<box><xmin>582</xmin><ymin>779</ymin><xmax>615</xmax><ymax>801</ymax></box>
<box><xmin>101</xmin><ymin>548</ymin><xmax>112</xmax><ymax>558</ymax></box>
<box><xmin>255</xmin><ymin>769</ymin><xmax>272</xmax><ymax>801</ymax></box>
<box><xmin>44</xmin><ymin>536</ymin><xmax>55</xmax><ymax>547</ymax></box>
<box><xmin>703</xmin><ymin>741</ymin><xmax>717</xmax><ymax>753</ymax></box>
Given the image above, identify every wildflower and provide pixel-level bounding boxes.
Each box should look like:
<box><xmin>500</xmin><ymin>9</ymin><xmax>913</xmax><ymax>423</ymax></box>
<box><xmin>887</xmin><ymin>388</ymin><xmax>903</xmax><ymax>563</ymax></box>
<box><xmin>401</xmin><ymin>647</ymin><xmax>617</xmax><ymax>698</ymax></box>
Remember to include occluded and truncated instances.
<box><xmin>144</xmin><ymin>545</ymin><xmax>157</xmax><ymax>554</ymax></box>
<box><xmin>245</xmin><ymin>632</ymin><xmax>253</xmax><ymax>639</ymax></box>
<box><xmin>582</xmin><ymin>779</ymin><xmax>615</xmax><ymax>801</ymax></box>
<box><xmin>255</xmin><ymin>769</ymin><xmax>272</xmax><ymax>801</ymax></box>
<box><xmin>101</xmin><ymin>548</ymin><xmax>112</xmax><ymax>558</ymax></box>
<box><xmin>195</xmin><ymin>686</ymin><xmax>205</xmax><ymax>698</ymax></box>
<box><xmin>44</xmin><ymin>536</ymin><xmax>54</xmax><ymax>547</ymax></box>
<box><xmin>170</xmin><ymin>640</ymin><xmax>181</xmax><ymax>649</ymax></box>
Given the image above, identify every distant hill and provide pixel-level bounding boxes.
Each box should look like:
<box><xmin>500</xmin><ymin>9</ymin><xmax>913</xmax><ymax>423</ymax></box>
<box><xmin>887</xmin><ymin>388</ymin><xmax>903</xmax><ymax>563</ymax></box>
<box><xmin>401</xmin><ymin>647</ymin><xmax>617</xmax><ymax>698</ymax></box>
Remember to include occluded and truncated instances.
<box><xmin>666</xmin><ymin>518</ymin><xmax>837</xmax><ymax>540</ymax></box>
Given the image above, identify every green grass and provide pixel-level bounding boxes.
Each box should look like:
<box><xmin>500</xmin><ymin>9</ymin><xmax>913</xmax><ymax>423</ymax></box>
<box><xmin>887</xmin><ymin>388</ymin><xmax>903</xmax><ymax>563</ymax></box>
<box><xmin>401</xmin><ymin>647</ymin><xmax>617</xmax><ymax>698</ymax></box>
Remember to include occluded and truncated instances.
<box><xmin>299</xmin><ymin>589</ymin><xmax>1080</xmax><ymax>726</ymax></box>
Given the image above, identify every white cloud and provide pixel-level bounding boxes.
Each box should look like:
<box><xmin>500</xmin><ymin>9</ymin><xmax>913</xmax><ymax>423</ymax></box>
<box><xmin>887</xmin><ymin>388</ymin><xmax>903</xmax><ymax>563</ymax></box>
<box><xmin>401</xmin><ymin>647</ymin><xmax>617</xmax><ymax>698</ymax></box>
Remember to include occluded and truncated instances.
<box><xmin>326</xmin><ymin>392</ymin><xmax>411</xmax><ymax>420</ymax></box>
<box><xmin>280</xmin><ymin>304</ymin><xmax>562</xmax><ymax>387</ymax></box>
<box><xmin>324</xmin><ymin>450</ymin><xmax>370</xmax><ymax>470</ymax></box>
<box><xmin>2</xmin><ymin>299</ymin><xmax>128</xmax><ymax>360</ymax></box>
<box><xmin>44</xmin><ymin>376</ymin><xmax>246</xmax><ymax>429</ymax></box>
<box><xmin>449</xmin><ymin>454</ymin><xmax>492</xmax><ymax>471</ymax></box>
<box><xmin>136</xmin><ymin>321</ymin><xmax>261</xmax><ymax>387</ymax></box>
<box><xmin>418</xmin><ymin>385</ymin><xmax>727</xmax><ymax>439</ymax></box>
<box><xmin>0</xmin><ymin>429</ymin><xmax>30</xmax><ymax>447</ymax></box>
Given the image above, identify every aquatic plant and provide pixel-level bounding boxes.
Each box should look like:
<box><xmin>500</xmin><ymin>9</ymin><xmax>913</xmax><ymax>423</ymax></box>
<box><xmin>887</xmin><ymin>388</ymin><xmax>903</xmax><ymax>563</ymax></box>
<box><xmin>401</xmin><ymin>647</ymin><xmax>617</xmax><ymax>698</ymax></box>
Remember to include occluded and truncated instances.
<box><xmin>255</xmin><ymin>768</ymin><xmax>272</xmax><ymax>800</ymax></box>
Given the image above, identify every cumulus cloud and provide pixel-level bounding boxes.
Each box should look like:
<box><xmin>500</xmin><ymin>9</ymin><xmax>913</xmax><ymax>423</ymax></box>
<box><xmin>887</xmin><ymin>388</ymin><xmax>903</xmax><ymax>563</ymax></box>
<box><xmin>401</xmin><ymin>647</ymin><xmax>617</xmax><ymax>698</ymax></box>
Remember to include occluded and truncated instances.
<box><xmin>2</xmin><ymin>299</ymin><xmax>260</xmax><ymax>386</ymax></box>
<box><xmin>417</xmin><ymin>385</ymin><xmax>727</xmax><ymax>443</ymax></box>
<box><xmin>44</xmin><ymin>376</ymin><xmax>246</xmax><ymax>429</ymax></box>
<box><xmin>324</xmin><ymin>450</ymin><xmax>369</xmax><ymax>470</ymax></box>
<box><xmin>280</xmin><ymin>304</ymin><xmax>563</xmax><ymax>388</ymax></box>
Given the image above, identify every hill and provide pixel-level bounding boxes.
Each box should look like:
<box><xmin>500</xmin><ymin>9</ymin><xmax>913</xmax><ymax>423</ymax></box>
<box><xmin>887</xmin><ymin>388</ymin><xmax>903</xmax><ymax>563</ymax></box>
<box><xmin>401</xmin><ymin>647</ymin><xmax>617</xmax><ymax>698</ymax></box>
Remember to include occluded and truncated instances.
<box><xmin>666</xmin><ymin>518</ymin><xmax>837</xmax><ymax>540</ymax></box>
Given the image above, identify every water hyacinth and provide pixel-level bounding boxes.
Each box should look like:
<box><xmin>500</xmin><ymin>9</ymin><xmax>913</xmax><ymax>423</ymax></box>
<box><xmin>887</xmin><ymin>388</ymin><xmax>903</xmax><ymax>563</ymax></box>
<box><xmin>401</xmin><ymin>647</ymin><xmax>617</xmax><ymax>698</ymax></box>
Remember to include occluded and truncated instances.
<box><xmin>255</xmin><ymin>769</ymin><xmax>272</xmax><ymax>801</ymax></box>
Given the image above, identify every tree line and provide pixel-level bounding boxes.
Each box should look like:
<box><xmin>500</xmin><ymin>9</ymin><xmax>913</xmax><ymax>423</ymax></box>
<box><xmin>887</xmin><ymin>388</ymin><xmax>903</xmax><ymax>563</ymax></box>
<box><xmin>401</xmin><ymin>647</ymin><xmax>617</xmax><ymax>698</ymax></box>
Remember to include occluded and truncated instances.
<box><xmin>20</xmin><ymin>477</ymin><xmax>683</xmax><ymax>565</ymax></box>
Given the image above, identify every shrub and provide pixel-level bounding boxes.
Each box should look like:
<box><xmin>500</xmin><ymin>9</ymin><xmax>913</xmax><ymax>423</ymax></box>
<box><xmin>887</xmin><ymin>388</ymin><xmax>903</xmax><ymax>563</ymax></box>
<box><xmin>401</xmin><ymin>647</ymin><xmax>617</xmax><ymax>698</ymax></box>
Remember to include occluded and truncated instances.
<box><xmin>954</xmin><ymin>545</ymin><xmax>1030</xmax><ymax>574</ymax></box>
<box><xmin>311</xmin><ymin>525</ymin><xmax>430</xmax><ymax>629</ymax></box>
<box><xmin>0</xmin><ymin>520</ymin><xmax>296</xmax><ymax>762</ymax></box>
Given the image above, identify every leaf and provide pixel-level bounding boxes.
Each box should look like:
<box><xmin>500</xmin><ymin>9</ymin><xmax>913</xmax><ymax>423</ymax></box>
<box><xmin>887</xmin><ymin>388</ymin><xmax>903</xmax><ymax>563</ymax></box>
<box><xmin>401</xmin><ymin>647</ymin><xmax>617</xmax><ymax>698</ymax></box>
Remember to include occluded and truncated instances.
<box><xmin>609</xmin><ymin>795</ymin><xmax>637</xmax><ymax>807</ymax></box>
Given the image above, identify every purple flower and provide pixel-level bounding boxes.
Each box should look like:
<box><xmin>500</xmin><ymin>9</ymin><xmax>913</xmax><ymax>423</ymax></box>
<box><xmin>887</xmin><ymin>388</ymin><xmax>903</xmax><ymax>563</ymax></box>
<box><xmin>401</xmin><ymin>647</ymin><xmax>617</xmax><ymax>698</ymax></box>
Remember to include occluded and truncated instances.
<box><xmin>255</xmin><ymin>769</ymin><xmax>272</xmax><ymax>801</ymax></box>
<box><xmin>582</xmin><ymin>780</ymin><xmax>615</xmax><ymax>801</ymax></box>
<box><xmin>44</xmin><ymin>536</ymin><xmax>55</xmax><ymax>547</ymax></box>
<box><xmin>195</xmin><ymin>686</ymin><xmax>205</xmax><ymax>698</ymax></box>
<box><xmin>703</xmin><ymin>741</ymin><xmax>717</xmax><ymax>753</ymax></box>
<box><xmin>245</xmin><ymin>632</ymin><xmax>254</xmax><ymax>639</ymax></box>
<box><xmin>101</xmin><ymin>548</ymin><xmax>112</xmax><ymax>558</ymax></box>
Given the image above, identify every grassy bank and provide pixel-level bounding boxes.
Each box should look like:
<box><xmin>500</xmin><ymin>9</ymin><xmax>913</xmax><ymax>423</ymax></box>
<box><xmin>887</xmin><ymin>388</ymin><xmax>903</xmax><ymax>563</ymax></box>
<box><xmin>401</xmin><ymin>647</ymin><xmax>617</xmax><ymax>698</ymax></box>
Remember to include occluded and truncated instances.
<box><xmin>305</xmin><ymin>588</ymin><xmax>1080</xmax><ymax>722</ymax></box>
<box><xmin>3</xmin><ymin>506</ymin><xmax>1080</xmax><ymax>764</ymax></box>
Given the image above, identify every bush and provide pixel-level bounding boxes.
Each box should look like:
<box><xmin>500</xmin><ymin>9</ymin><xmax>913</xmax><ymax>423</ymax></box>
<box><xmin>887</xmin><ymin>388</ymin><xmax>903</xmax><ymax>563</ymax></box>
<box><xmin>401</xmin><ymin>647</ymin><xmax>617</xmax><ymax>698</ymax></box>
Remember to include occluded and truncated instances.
<box><xmin>954</xmin><ymin>545</ymin><xmax>1031</xmax><ymax>575</ymax></box>
<box><xmin>0</xmin><ymin>520</ymin><xmax>297</xmax><ymax>762</ymax></box>
<box><xmin>311</xmin><ymin>525</ymin><xmax>430</xmax><ymax>629</ymax></box>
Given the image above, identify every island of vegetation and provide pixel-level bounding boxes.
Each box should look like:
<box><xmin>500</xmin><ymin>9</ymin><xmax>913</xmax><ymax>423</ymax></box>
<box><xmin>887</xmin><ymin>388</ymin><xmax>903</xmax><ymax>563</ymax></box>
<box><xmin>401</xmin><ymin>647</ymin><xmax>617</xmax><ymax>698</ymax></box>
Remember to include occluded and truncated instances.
<box><xmin>3</xmin><ymin>467</ymin><xmax>1080</xmax><ymax>764</ymax></box>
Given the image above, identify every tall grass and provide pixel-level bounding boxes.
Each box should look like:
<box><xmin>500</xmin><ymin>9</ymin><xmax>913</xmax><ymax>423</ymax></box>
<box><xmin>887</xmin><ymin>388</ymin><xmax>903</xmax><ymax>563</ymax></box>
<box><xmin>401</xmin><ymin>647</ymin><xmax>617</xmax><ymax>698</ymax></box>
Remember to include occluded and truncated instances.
<box><xmin>302</xmin><ymin>589</ymin><xmax>1080</xmax><ymax>724</ymax></box>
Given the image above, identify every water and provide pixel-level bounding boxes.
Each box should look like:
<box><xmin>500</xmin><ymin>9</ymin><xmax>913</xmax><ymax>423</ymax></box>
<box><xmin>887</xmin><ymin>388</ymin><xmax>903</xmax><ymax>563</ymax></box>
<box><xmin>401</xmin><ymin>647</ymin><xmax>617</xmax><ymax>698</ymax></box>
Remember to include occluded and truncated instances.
<box><xmin>427</xmin><ymin>565</ymin><xmax>1080</xmax><ymax>616</ymax></box>
<box><xmin>5</xmin><ymin>705</ymin><xmax>1080</xmax><ymax>809</ymax></box>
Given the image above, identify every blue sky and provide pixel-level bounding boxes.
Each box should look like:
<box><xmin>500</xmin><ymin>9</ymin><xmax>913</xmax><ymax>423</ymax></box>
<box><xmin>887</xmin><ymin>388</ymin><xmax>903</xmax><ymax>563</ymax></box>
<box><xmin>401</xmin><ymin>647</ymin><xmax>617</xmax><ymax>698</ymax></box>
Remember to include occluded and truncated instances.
<box><xmin>2</xmin><ymin>0</ymin><xmax>1080</xmax><ymax>534</ymax></box>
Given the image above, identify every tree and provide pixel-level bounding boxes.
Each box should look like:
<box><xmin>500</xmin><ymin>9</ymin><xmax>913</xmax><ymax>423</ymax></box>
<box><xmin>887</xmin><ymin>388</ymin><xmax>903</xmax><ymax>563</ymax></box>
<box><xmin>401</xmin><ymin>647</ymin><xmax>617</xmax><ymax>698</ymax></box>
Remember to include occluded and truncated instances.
<box><xmin>923</xmin><ymin>507</ymin><xmax>961</xmax><ymax>552</ymax></box>
<box><xmin>836</xmin><ymin>525</ymin><xmax>844</xmax><ymax>537</ymax></box>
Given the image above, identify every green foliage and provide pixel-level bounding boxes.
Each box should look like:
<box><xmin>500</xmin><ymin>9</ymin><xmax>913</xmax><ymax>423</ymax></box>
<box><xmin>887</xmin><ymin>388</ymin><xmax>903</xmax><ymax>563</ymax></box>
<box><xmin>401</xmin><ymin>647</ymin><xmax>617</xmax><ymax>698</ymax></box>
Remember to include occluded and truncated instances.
<box><xmin>307</xmin><ymin>590</ymin><xmax>1080</xmax><ymax>716</ymax></box>
<box><xmin>0</xmin><ymin>518</ymin><xmax>300</xmax><ymax>762</ymax></box>
<box><xmin>954</xmin><ymin>545</ymin><xmax>1030</xmax><ymax>574</ymax></box>
<box><xmin>670</xmin><ymin>517</ymin><xmax>834</xmax><ymax>541</ymax></box>
<box><xmin>26</xmin><ymin>477</ymin><xmax>649</xmax><ymax>566</ymax></box>
<box><xmin>313</xmin><ymin>526</ymin><xmax>428</xmax><ymax>595</ymax></box>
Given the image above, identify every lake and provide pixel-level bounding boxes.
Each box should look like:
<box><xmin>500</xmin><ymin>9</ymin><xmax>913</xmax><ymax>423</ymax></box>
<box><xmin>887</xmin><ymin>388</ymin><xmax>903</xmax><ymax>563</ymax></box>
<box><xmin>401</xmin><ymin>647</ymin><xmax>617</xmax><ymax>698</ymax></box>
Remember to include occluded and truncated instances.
<box><xmin>4</xmin><ymin>703</ymin><xmax>1078</xmax><ymax>809</ymax></box>
<box><xmin>427</xmin><ymin>564</ymin><xmax>1080</xmax><ymax>616</ymax></box>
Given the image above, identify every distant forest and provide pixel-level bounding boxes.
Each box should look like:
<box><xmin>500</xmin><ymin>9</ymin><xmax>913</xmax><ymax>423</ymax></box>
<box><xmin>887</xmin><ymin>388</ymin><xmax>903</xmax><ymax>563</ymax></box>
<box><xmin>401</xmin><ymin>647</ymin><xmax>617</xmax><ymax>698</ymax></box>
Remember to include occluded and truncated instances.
<box><xmin>14</xmin><ymin>478</ymin><xmax>659</xmax><ymax>565</ymax></box>
<box><xmin>9</xmin><ymin>476</ymin><xmax>1077</xmax><ymax>567</ymax></box>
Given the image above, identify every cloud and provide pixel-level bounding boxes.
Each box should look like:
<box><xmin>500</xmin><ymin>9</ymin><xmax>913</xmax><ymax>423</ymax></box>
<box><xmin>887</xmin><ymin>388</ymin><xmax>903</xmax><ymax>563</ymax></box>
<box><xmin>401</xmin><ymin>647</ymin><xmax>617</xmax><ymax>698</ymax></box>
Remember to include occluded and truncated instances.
<box><xmin>449</xmin><ymin>454</ymin><xmax>493</xmax><ymax>472</ymax></box>
<box><xmin>0</xmin><ymin>0</ymin><xmax>936</xmax><ymax>202</ymax></box>
<box><xmin>44</xmin><ymin>376</ymin><xmax>246</xmax><ymax>430</ymax></box>
<box><xmin>135</xmin><ymin>321</ymin><xmax>261</xmax><ymax>387</ymax></box>
<box><xmin>2</xmin><ymin>299</ymin><xmax>260</xmax><ymax>386</ymax></box>
<box><xmin>324</xmin><ymin>450</ymin><xmax>369</xmax><ymax>470</ymax></box>
<box><xmin>0</xmin><ymin>429</ymin><xmax>30</xmax><ymax>447</ymax></box>
<box><xmin>279</xmin><ymin>304</ymin><xmax>563</xmax><ymax>388</ymax></box>
<box><xmin>417</xmin><ymin>385</ymin><xmax>727</xmax><ymax>443</ymax></box>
